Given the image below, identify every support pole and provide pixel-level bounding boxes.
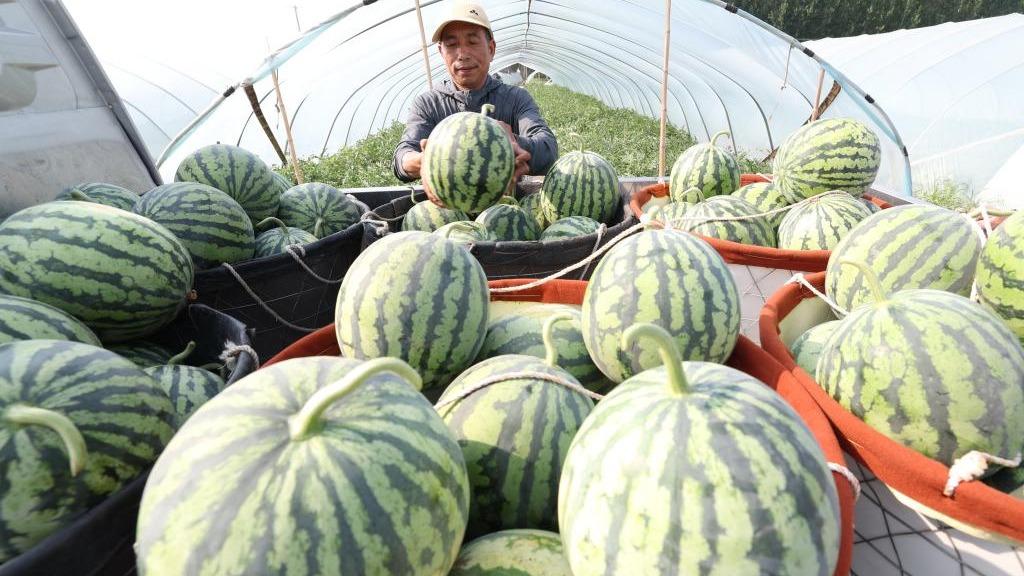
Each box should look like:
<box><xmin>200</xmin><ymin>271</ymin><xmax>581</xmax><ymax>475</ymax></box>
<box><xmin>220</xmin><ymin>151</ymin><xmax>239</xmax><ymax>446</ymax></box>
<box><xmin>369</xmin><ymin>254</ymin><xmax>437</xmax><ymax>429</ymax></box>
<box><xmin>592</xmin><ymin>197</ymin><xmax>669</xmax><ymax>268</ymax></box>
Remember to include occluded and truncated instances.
<box><xmin>811</xmin><ymin>67</ymin><xmax>826</xmax><ymax>121</ymax></box>
<box><xmin>658</xmin><ymin>0</ymin><xmax>672</xmax><ymax>182</ymax></box>
<box><xmin>271</xmin><ymin>68</ymin><xmax>304</xmax><ymax>184</ymax></box>
<box><xmin>414</xmin><ymin>0</ymin><xmax>433</xmax><ymax>89</ymax></box>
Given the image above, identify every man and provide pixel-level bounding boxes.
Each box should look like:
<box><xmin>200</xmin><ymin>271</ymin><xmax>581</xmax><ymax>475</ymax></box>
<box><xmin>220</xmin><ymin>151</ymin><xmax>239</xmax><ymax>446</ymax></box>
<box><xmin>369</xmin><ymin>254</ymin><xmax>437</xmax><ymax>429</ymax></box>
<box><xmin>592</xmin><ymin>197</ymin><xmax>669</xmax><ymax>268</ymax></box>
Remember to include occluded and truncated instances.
<box><xmin>392</xmin><ymin>2</ymin><xmax>558</xmax><ymax>200</ymax></box>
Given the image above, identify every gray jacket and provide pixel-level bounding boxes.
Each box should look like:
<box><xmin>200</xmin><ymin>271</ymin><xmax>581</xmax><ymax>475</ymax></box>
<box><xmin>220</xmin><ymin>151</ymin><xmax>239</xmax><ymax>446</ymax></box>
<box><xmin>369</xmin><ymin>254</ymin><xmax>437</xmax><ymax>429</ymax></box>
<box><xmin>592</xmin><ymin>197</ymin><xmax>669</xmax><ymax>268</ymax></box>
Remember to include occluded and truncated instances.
<box><xmin>392</xmin><ymin>75</ymin><xmax>558</xmax><ymax>182</ymax></box>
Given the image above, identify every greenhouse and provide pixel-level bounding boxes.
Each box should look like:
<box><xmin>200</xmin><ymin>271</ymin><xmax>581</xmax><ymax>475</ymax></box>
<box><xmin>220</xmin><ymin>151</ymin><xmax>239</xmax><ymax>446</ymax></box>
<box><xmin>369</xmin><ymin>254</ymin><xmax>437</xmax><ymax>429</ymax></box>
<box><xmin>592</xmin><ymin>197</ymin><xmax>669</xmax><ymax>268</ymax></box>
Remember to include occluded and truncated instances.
<box><xmin>1</xmin><ymin>0</ymin><xmax>1023</xmax><ymax>574</ymax></box>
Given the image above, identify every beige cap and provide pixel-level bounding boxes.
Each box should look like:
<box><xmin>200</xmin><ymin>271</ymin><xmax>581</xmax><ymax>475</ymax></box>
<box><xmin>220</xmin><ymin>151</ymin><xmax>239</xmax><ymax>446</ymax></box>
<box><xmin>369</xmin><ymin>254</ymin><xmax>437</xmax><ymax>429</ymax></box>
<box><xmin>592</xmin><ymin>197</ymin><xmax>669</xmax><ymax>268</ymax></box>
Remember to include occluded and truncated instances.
<box><xmin>431</xmin><ymin>2</ymin><xmax>493</xmax><ymax>43</ymax></box>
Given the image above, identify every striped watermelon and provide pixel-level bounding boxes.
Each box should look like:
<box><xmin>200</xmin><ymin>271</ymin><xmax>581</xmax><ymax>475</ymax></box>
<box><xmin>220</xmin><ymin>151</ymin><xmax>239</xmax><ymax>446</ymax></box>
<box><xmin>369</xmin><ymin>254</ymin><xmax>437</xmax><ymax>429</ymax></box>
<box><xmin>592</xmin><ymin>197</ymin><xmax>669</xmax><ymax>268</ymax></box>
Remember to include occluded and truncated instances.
<box><xmin>107</xmin><ymin>341</ymin><xmax>175</xmax><ymax>368</ymax></box>
<box><xmin>976</xmin><ymin>210</ymin><xmax>1024</xmax><ymax>344</ymax></box>
<box><xmin>731</xmin><ymin>181</ymin><xmax>797</xmax><ymax>229</ymax></box>
<box><xmin>271</xmin><ymin>171</ymin><xmax>294</xmax><ymax>191</ymax></box>
<box><xmin>790</xmin><ymin>320</ymin><xmax>841</xmax><ymax>375</ymax></box>
<box><xmin>451</xmin><ymin>529</ymin><xmax>571</xmax><ymax>576</ymax></box>
<box><xmin>0</xmin><ymin>202</ymin><xmax>194</xmax><ymax>343</ymax></box>
<box><xmin>436</xmin><ymin>341</ymin><xmax>593</xmax><ymax>537</ymax></box>
<box><xmin>402</xmin><ymin>198</ymin><xmax>469</xmax><ymax>232</ymax></box>
<box><xmin>582</xmin><ymin>229</ymin><xmax>740</xmax><ymax>383</ymax></box>
<box><xmin>423</xmin><ymin>104</ymin><xmax>514</xmax><ymax>214</ymax></box>
<box><xmin>135</xmin><ymin>182</ymin><xmax>255</xmax><ymax>269</ymax></box>
<box><xmin>136</xmin><ymin>356</ymin><xmax>470</xmax><ymax>575</ymax></box>
<box><xmin>518</xmin><ymin>192</ymin><xmax>548</xmax><ymax>230</ymax></box>
<box><xmin>434</xmin><ymin>220</ymin><xmax>495</xmax><ymax>245</ymax></box>
<box><xmin>55</xmin><ymin>183</ymin><xmax>138</xmax><ymax>211</ymax></box>
<box><xmin>0</xmin><ymin>339</ymin><xmax>175</xmax><ymax>562</ymax></box>
<box><xmin>683</xmin><ymin>195</ymin><xmax>776</xmax><ymax>247</ymax></box>
<box><xmin>0</xmin><ymin>295</ymin><xmax>101</xmax><ymax>346</ymax></box>
<box><xmin>650</xmin><ymin>200</ymin><xmax>693</xmax><ymax>229</ymax></box>
<box><xmin>278</xmin><ymin>182</ymin><xmax>365</xmax><ymax>238</ymax></box>
<box><xmin>143</xmin><ymin>341</ymin><xmax>225</xmax><ymax>426</ymax></box>
<box><xmin>669</xmin><ymin>130</ymin><xmax>740</xmax><ymax>202</ymax></box>
<box><xmin>826</xmin><ymin>204</ymin><xmax>982</xmax><ymax>312</ymax></box>
<box><xmin>477</xmin><ymin>307</ymin><xmax>613</xmax><ymax>394</ymax></box>
<box><xmin>174</xmin><ymin>144</ymin><xmax>284</xmax><ymax>222</ymax></box>
<box><xmin>777</xmin><ymin>192</ymin><xmax>872</xmax><ymax>251</ymax></box>
<box><xmin>817</xmin><ymin>261</ymin><xmax>1024</xmax><ymax>465</ymax></box>
<box><xmin>253</xmin><ymin>217</ymin><xmax>318</xmax><ymax>258</ymax></box>
<box><xmin>540</xmin><ymin>215</ymin><xmax>601</xmax><ymax>241</ymax></box>
<box><xmin>539</xmin><ymin>148</ymin><xmax>619</xmax><ymax>224</ymax></box>
<box><xmin>774</xmin><ymin>118</ymin><xmax>881</xmax><ymax>199</ymax></box>
<box><xmin>335</xmin><ymin>231</ymin><xmax>489</xmax><ymax>390</ymax></box>
<box><xmin>559</xmin><ymin>324</ymin><xmax>840</xmax><ymax>575</ymax></box>
<box><xmin>475</xmin><ymin>200</ymin><xmax>540</xmax><ymax>241</ymax></box>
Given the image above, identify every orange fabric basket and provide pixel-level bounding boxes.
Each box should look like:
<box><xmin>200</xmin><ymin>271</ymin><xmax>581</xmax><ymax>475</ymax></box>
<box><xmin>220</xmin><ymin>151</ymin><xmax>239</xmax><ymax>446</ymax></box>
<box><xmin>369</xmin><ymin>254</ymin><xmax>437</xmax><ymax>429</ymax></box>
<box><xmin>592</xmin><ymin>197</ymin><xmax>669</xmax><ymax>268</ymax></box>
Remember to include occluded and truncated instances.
<box><xmin>264</xmin><ymin>278</ymin><xmax>856</xmax><ymax>575</ymax></box>
<box><xmin>759</xmin><ymin>272</ymin><xmax>1024</xmax><ymax>555</ymax></box>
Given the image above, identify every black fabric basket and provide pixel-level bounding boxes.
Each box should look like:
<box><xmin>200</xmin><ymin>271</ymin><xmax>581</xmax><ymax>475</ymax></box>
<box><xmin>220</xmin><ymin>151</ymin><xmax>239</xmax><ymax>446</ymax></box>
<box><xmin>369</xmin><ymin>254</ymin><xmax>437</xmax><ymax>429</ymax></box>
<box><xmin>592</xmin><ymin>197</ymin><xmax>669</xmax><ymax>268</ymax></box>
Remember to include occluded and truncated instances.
<box><xmin>147</xmin><ymin>303</ymin><xmax>257</xmax><ymax>384</ymax></box>
<box><xmin>191</xmin><ymin>190</ymin><xmax>410</xmax><ymax>361</ymax></box>
<box><xmin>362</xmin><ymin>186</ymin><xmax>638</xmax><ymax>280</ymax></box>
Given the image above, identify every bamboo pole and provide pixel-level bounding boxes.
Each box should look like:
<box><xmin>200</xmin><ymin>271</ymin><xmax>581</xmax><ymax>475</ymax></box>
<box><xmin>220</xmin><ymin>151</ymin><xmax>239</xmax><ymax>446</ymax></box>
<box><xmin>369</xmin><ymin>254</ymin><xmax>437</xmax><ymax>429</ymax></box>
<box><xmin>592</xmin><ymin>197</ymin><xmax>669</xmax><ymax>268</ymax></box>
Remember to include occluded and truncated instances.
<box><xmin>414</xmin><ymin>0</ymin><xmax>433</xmax><ymax>89</ymax></box>
<box><xmin>658</xmin><ymin>0</ymin><xmax>672</xmax><ymax>182</ymax></box>
<box><xmin>271</xmin><ymin>68</ymin><xmax>304</xmax><ymax>184</ymax></box>
<box><xmin>811</xmin><ymin>67</ymin><xmax>826</xmax><ymax>121</ymax></box>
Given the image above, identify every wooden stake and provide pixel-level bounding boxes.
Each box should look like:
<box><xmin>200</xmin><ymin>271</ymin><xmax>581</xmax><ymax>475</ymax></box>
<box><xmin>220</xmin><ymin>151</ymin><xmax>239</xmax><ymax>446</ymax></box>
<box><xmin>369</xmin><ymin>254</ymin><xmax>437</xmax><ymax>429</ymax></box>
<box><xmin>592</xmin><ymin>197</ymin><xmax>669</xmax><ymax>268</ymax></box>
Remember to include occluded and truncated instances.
<box><xmin>659</xmin><ymin>0</ymin><xmax>672</xmax><ymax>181</ymax></box>
<box><xmin>271</xmin><ymin>68</ymin><xmax>304</xmax><ymax>184</ymax></box>
<box><xmin>811</xmin><ymin>67</ymin><xmax>826</xmax><ymax>121</ymax></box>
<box><xmin>414</xmin><ymin>0</ymin><xmax>433</xmax><ymax>89</ymax></box>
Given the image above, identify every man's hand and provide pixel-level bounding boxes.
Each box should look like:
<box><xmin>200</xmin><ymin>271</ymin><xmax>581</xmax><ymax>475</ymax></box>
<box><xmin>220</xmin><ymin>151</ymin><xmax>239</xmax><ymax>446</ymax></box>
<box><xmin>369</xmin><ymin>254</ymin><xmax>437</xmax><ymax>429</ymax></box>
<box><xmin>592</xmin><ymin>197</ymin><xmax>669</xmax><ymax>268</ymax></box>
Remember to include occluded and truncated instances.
<box><xmin>497</xmin><ymin>121</ymin><xmax>531</xmax><ymax>182</ymax></box>
<box><xmin>414</xmin><ymin>139</ymin><xmax>448</xmax><ymax>208</ymax></box>
<box><xmin>402</xmin><ymin>138</ymin><xmax>428</xmax><ymax>180</ymax></box>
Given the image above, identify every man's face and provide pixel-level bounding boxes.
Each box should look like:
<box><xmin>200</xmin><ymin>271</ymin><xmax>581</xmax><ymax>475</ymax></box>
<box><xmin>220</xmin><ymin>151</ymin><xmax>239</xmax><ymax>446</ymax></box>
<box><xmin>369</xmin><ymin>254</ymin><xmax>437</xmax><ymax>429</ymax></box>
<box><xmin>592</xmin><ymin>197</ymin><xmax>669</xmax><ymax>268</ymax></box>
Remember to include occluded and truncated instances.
<box><xmin>438</xmin><ymin>21</ymin><xmax>495</xmax><ymax>91</ymax></box>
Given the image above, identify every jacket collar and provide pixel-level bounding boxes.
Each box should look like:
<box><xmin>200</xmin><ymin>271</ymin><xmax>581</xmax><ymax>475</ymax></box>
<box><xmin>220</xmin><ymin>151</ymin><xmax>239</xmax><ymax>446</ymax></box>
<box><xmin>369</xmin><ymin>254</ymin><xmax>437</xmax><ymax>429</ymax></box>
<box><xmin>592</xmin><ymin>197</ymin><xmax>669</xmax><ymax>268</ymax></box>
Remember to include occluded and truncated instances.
<box><xmin>439</xmin><ymin>74</ymin><xmax>502</xmax><ymax>107</ymax></box>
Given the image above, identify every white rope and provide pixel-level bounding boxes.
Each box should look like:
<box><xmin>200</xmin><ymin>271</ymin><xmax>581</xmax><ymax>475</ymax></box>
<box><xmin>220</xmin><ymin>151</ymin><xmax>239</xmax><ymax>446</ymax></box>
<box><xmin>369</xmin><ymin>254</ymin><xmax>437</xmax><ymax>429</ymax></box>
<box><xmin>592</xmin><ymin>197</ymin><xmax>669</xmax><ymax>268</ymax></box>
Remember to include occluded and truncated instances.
<box><xmin>219</xmin><ymin>341</ymin><xmax>260</xmax><ymax>371</ymax></box>
<box><xmin>978</xmin><ymin>204</ymin><xmax>995</xmax><ymax>237</ymax></box>
<box><xmin>962</xmin><ymin>211</ymin><xmax>989</xmax><ymax>303</ymax></box>
<box><xmin>433</xmin><ymin>370</ymin><xmax>603</xmax><ymax>411</ymax></box>
<box><xmin>827</xmin><ymin>462</ymin><xmax>861</xmax><ymax>501</ymax></box>
<box><xmin>785</xmin><ymin>273</ymin><xmax>849</xmax><ymax>318</ymax></box>
<box><xmin>943</xmin><ymin>451</ymin><xmax>1022</xmax><ymax>497</ymax></box>
<box><xmin>578</xmin><ymin>223</ymin><xmax>608</xmax><ymax>279</ymax></box>
<box><xmin>285</xmin><ymin>244</ymin><xmax>344</xmax><ymax>285</ymax></box>
<box><xmin>657</xmin><ymin>190</ymin><xmax>849</xmax><ymax>229</ymax></box>
<box><xmin>219</xmin><ymin>262</ymin><xmax>317</xmax><ymax>333</ymax></box>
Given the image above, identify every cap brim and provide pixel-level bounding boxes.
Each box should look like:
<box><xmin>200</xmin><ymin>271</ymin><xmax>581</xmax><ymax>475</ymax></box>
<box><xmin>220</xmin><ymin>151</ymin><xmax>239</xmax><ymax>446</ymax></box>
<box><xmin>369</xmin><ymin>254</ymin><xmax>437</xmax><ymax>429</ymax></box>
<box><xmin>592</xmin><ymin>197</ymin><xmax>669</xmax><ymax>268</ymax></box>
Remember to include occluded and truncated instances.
<box><xmin>431</xmin><ymin>18</ymin><xmax>491</xmax><ymax>43</ymax></box>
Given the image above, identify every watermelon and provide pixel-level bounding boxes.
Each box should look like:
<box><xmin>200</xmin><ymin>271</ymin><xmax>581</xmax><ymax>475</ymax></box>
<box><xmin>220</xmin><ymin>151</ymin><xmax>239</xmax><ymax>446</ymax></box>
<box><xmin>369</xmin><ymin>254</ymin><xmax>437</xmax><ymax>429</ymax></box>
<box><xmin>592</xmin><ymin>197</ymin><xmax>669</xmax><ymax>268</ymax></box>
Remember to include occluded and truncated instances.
<box><xmin>777</xmin><ymin>192</ymin><xmax>872</xmax><ymax>251</ymax></box>
<box><xmin>403</xmin><ymin>197</ymin><xmax>470</xmax><ymax>232</ymax></box>
<box><xmin>436</xmin><ymin>331</ymin><xmax>593</xmax><ymax>537</ymax></box>
<box><xmin>669</xmin><ymin>130</ymin><xmax>740</xmax><ymax>202</ymax></box>
<box><xmin>106</xmin><ymin>341</ymin><xmax>175</xmax><ymax>368</ymax></box>
<box><xmin>559</xmin><ymin>323</ymin><xmax>840</xmax><ymax>575</ymax></box>
<box><xmin>135</xmin><ymin>182</ymin><xmax>255</xmax><ymax>269</ymax></box>
<box><xmin>817</xmin><ymin>260</ymin><xmax>1024</xmax><ymax>465</ymax></box>
<box><xmin>539</xmin><ymin>147</ymin><xmax>619</xmax><ymax>224</ymax></box>
<box><xmin>423</xmin><ymin>104</ymin><xmax>514</xmax><ymax>214</ymax></box>
<box><xmin>0</xmin><ymin>201</ymin><xmax>194</xmax><ymax>343</ymax></box>
<box><xmin>143</xmin><ymin>341</ymin><xmax>225</xmax><ymax>426</ymax></box>
<box><xmin>335</xmin><ymin>231</ymin><xmax>489</xmax><ymax>390</ymax></box>
<box><xmin>790</xmin><ymin>320</ymin><xmax>841</xmax><ymax>375</ymax></box>
<box><xmin>271</xmin><ymin>170</ymin><xmax>294</xmax><ymax>191</ymax></box>
<box><xmin>518</xmin><ymin>192</ymin><xmax>548</xmax><ymax>230</ymax></box>
<box><xmin>731</xmin><ymin>181</ymin><xmax>797</xmax><ymax>229</ymax></box>
<box><xmin>582</xmin><ymin>229</ymin><xmax>740</xmax><ymax>383</ymax></box>
<box><xmin>55</xmin><ymin>182</ymin><xmax>138</xmax><ymax>211</ymax></box>
<box><xmin>253</xmin><ymin>216</ymin><xmax>318</xmax><ymax>257</ymax></box>
<box><xmin>434</xmin><ymin>220</ymin><xmax>495</xmax><ymax>245</ymax></box>
<box><xmin>0</xmin><ymin>339</ymin><xmax>175</xmax><ymax>563</ymax></box>
<box><xmin>826</xmin><ymin>204</ymin><xmax>982</xmax><ymax>312</ymax></box>
<box><xmin>649</xmin><ymin>200</ymin><xmax>693</xmax><ymax>229</ymax></box>
<box><xmin>450</xmin><ymin>529</ymin><xmax>571</xmax><ymax>576</ymax></box>
<box><xmin>475</xmin><ymin>200</ymin><xmax>540</xmax><ymax>241</ymax></box>
<box><xmin>540</xmin><ymin>215</ymin><xmax>601</xmax><ymax>241</ymax></box>
<box><xmin>278</xmin><ymin>182</ymin><xmax>365</xmax><ymax>238</ymax></box>
<box><xmin>477</xmin><ymin>306</ymin><xmax>613</xmax><ymax>394</ymax></box>
<box><xmin>682</xmin><ymin>195</ymin><xmax>776</xmax><ymax>247</ymax></box>
<box><xmin>174</xmin><ymin>144</ymin><xmax>284</xmax><ymax>222</ymax></box>
<box><xmin>136</xmin><ymin>356</ymin><xmax>470</xmax><ymax>575</ymax></box>
<box><xmin>976</xmin><ymin>210</ymin><xmax>1024</xmax><ymax>344</ymax></box>
<box><xmin>0</xmin><ymin>295</ymin><xmax>101</xmax><ymax>346</ymax></box>
<box><xmin>774</xmin><ymin>118</ymin><xmax>881</xmax><ymax>200</ymax></box>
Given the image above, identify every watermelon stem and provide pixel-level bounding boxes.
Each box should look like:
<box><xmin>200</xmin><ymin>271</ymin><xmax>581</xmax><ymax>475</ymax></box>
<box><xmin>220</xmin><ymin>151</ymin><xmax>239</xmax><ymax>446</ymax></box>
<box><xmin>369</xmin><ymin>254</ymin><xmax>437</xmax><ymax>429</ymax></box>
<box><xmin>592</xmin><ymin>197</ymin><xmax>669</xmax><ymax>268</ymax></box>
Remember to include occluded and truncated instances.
<box><xmin>621</xmin><ymin>324</ymin><xmax>688</xmax><ymax>395</ymax></box>
<box><xmin>4</xmin><ymin>405</ymin><xmax>88</xmax><ymax>476</ymax></box>
<box><xmin>67</xmin><ymin>190</ymin><xmax>96</xmax><ymax>203</ymax></box>
<box><xmin>838</xmin><ymin>259</ymin><xmax>888</xmax><ymax>304</ymax></box>
<box><xmin>568</xmin><ymin>131</ymin><xmax>584</xmax><ymax>153</ymax></box>
<box><xmin>683</xmin><ymin>187</ymin><xmax>705</xmax><ymax>203</ymax></box>
<box><xmin>542</xmin><ymin>313</ymin><xmax>574</xmax><ymax>367</ymax></box>
<box><xmin>481</xmin><ymin>103</ymin><xmax>496</xmax><ymax>118</ymax></box>
<box><xmin>313</xmin><ymin>218</ymin><xmax>325</xmax><ymax>239</ymax></box>
<box><xmin>496</xmin><ymin>196</ymin><xmax>520</xmax><ymax>207</ymax></box>
<box><xmin>288</xmin><ymin>358</ymin><xmax>422</xmax><ymax>441</ymax></box>
<box><xmin>255</xmin><ymin>217</ymin><xmax>289</xmax><ymax>233</ymax></box>
<box><xmin>167</xmin><ymin>341</ymin><xmax>196</xmax><ymax>366</ymax></box>
<box><xmin>710</xmin><ymin>130</ymin><xmax>731</xmax><ymax>148</ymax></box>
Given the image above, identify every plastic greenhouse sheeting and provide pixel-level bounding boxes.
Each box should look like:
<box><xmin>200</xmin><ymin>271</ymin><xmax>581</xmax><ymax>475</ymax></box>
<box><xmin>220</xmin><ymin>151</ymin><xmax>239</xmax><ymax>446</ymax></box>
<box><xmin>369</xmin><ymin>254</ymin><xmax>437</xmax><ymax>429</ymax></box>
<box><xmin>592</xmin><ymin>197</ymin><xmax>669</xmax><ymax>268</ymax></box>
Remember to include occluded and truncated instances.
<box><xmin>62</xmin><ymin>0</ymin><xmax>912</xmax><ymax>196</ymax></box>
<box><xmin>807</xmin><ymin>14</ymin><xmax>1024</xmax><ymax>209</ymax></box>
